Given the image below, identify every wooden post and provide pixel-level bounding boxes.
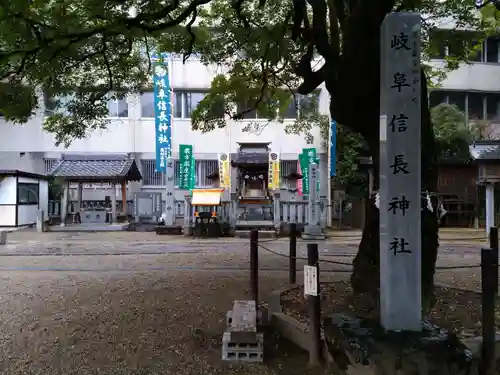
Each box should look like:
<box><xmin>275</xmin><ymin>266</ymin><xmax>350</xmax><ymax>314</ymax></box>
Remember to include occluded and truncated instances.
<box><xmin>489</xmin><ymin>227</ymin><xmax>498</xmax><ymax>295</ymax></box>
<box><xmin>480</xmin><ymin>247</ymin><xmax>497</xmax><ymax>375</ymax></box>
<box><xmin>121</xmin><ymin>181</ymin><xmax>127</xmax><ymax>216</ymax></box>
<box><xmin>250</xmin><ymin>229</ymin><xmax>259</xmax><ymax>304</ymax></box>
<box><xmin>289</xmin><ymin>223</ymin><xmax>297</xmax><ymax>284</ymax></box>
<box><xmin>111</xmin><ymin>182</ymin><xmax>117</xmax><ymax>224</ymax></box>
<box><xmin>306</xmin><ymin>243</ymin><xmax>322</xmax><ymax>366</ymax></box>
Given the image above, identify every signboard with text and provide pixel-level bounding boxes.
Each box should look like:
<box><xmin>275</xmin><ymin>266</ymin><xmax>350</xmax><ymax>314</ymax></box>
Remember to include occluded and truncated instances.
<box><xmin>179</xmin><ymin>144</ymin><xmax>194</xmax><ymax>190</ymax></box>
<box><xmin>153</xmin><ymin>53</ymin><xmax>172</xmax><ymax>172</ymax></box>
<box><xmin>268</xmin><ymin>152</ymin><xmax>281</xmax><ymax>189</ymax></box>
<box><xmin>379</xmin><ymin>13</ymin><xmax>422</xmax><ymax>331</ymax></box>
<box><xmin>299</xmin><ymin>148</ymin><xmax>320</xmax><ymax>195</ymax></box>
<box><xmin>303</xmin><ymin>265</ymin><xmax>318</xmax><ymax>296</ymax></box>
<box><xmin>218</xmin><ymin>153</ymin><xmax>231</xmax><ymax>189</ymax></box>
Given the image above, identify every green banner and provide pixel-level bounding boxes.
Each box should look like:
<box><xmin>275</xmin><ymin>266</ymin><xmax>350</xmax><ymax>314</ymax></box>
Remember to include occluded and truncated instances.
<box><xmin>179</xmin><ymin>144</ymin><xmax>194</xmax><ymax>190</ymax></box>
<box><xmin>300</xmin><ymin>148</ymin><xmax>319</xmax><ymax>195</ymax></box>
<box><xmin>190</xmin><ymin>157</ymin><xmax>196</xmax><ymax>190</ymax></box>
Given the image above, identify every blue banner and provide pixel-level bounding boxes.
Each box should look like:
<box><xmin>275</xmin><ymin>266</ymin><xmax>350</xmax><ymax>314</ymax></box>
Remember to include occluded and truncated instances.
<box><xmin>153</xmin><ymin>53</ymin><xmax>172</xmax><ymax>172</ymax></box>
<box><xmin>330</xmin><ymin>120</ymin><xmax>337</xmax><ymax>176</ymax></box>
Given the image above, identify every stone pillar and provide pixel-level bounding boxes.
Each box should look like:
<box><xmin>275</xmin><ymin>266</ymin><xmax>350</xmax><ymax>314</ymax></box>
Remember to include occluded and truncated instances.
<box><xmin>164</xmin><ymin>157</ymin><xmax>176</xmax><ymax>227</ymax></box>
<box><xmin>230</xmin><ymin>192</ymin><xmax>238</xmax><ymax>234</ymax></box>
<box><xmin>111</xmin><ymin>182</ymin><xmax>117</xmax><ymax>224</ymax></box>
<box><xmin>273</xmin><ymin>191</ymin><xmax>281</xmax><ymax>233</ymax></box>
<box><xmin>486</xmin><ymin>183</ymin><xmax>495</xmax><ymax>235</ymax></box>
<box><xmin>183</xmin><ymin>194</ymin><xmax>192</xmax><ymax>236</ymax></box>
<box><xmin>121</xmin><ymin>181</ymin><xmax>127</xmax><ymax>216</ymax></box>
<box><xmin>36</xmin><ymin>210</ymin><xmax>45</xmax><ymax>233</ymax></box>
<box><xmin>303</xmin><ymin>163</ymin><xmax>325</xmax><ymax>240</ymax></box>
<box><xmin>60</xmin><ymin>181</ymin><xmax>69</xmax><ymax>227</ymax></box>
<box><xmin>379</xmin><ymin>12</ymin><xmax>422</xmax><ymax>331</ymax></box>
<box><xmin>76</xmin><ymin>183</ymin><xmax>83</xmax><ymax>212</ymax></box>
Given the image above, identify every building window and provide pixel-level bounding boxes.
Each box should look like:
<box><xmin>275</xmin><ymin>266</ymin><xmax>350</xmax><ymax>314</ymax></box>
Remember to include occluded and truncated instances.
<box><xmin>236</xmin><ymin>99</ymin><xmax>266</xmax><ymax>119</ymax></box>
<box><xmin>140</xmin><ymin>159</ymin><xmax>218</xmax><ymax>188</ymax></box>
<box><xmin>43</xmin><ymin>159</ymin><xmax>58</xmax><ymax>174</ymax></box>
<box><xmin>428</xmin><ymin>30</ymin><xmax>500</xmax><ymax>63</ymax></box>
<box><xmin>429</xmin><ymin>91</ymin><xmax>447</xmax><ymax>108</ymax></box>
<box><xmin>280</xmin><ymin>93</ymin><xmax>320</xmax><ymax>119</ymax></box>
<box><xmin>430</xmin><ymin>91</ymin><xmax>500</xmax><ymax>122</ymax></box>
<box><xmin>173</xmin><ymin>92</ymin><xmax>183</xmax><ymax>118</ymax></box>
<box><xmin>486</xmin><ymin>37</ymin><xmax>500</xmax><ymax>63</ymax></box>
<box><xmin>140</xmin><ymin>91</ymin><xmax>181</xmax><ymax>118</ymax></box>
<box><xmin>486</xmin><ymin>94</ymin><xmax>500</xmax><ymax>121</ymax></box>
<box><xmin>107</xmin><ymin>95</ymin><xmax>128</xmax><ymax>117</ymax></box>
<box><xmin>280</xmin><ymin>160</ymin><xmax>299</xmax><ymax>189</ymax></box>
<box><xmin>467</xmin><ymin>93</ymin><xmax>484</xmax><ymax>120</ymax></box>
<box><xmin>184</xmin><ymin>92</ymin><xmax>206</xmax><ymax>117</ymax></box>
<box><xmin>195</xmin><ymin>160</ymin><xmax>218</xmax><ymax>187</ymax></box>
<box><xmin>45</xmin><ymin>93</ymin><xmax>74</xmax><ymax>116</ymax></box>
<box><xmin>18</xmin><ymin>183</ymin><xmax>39</xmax><ymax>205</ymax></box>
<box><xmin>140</xmin><ymin>159</ymin><xmax>181</xmax><ymax>187</ymax></box>
<box><xmin>447</xmin><ymin>92</ymin><xmax>466</xmax><ymax>113</ymax></box>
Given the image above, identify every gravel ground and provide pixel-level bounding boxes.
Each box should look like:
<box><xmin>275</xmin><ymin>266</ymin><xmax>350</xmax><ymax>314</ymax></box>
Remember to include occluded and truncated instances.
<box><xmin>0</xmin><ymin>270</ymin><xmax>329</xmax><ymax>375</ymax></box>
<box><xmin>0</xmin><ymin>231</ymin><xmax>489</xmax><ymax>375</ymax></box>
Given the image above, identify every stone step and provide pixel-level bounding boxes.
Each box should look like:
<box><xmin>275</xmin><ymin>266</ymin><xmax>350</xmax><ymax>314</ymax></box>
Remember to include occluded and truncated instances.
<box><xmin>234</xmin><ymin>230</ymin><xmax>276</xmax><ymax>238</ymax></box>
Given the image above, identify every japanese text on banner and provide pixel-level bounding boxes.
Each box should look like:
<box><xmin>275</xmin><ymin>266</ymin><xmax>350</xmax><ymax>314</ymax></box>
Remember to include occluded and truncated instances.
<box><xmin>179</xmin><ymin>144</ymin><xmax>194</xmax><ymax>190</ymax></box>
<box><xmin>154</xmin><ymin>53</ymin><xmax>172</xmax><ymax>172</ymax></box>
<box><xmin>268</xmin><ymin>152</ymin><xmax>280</xmax><ymax>189</ymax></box>
<box><xmin>300</xmin><ymin>148</ymin><xmax>319</xmax><ymax>195</ymax></box>
<box><xmin>218</xmin><ymin>153</ymin><xmax>231</xmax><ymax>189</ymax></box>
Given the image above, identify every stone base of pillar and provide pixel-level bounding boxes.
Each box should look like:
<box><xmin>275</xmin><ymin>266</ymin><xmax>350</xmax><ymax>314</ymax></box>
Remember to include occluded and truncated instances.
<box><xmin>302</xmin><ymin>225</ymin><xmax>325</xmax><ymax>240</ymax></box>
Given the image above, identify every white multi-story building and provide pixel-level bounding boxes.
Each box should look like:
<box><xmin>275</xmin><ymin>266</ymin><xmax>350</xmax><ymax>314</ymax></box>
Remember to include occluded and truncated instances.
<box><xmin>0</xmin><ymin>57</ymin><xmax>329</xmax><ymax>202</ymax></box>
<box><xmin>429</xmin><ymin>33</ymin><xmax>500</xmax><ymax>124</ymax></box>
<box><xmin>1</xmin><ymin>30</ymin><xmax>499</xmax><ymax>203</ymax></box>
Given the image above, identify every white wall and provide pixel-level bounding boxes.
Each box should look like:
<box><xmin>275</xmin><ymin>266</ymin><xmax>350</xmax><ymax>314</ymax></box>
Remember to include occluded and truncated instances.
<box><xmin>431</xmin><ymin>60</ymin><xmax>500</xmax><ymax>92</ymax></box>
<box><xmin>0</xmin><ymin>58</ymin><xmax>326</xmax><ymax>155</ymax></box>
<box><xmin>0</xmin><ymin>176</ymin><xmax>16</xmax><ymax>204</ymax></box>
<box><xmin>17</xmin><ymin>205</ymin><xmax>38</xmax><ymax>226</ymax></box>
<box><xmin>0</xmin><ymin>206</ymin><xmax>15</xmax><ymax>226</ymax></box>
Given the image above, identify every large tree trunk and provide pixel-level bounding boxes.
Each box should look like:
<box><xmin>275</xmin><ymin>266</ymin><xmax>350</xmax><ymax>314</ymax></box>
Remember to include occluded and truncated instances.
<box><xmin>349</xmin><ymin>70</ymin><xmax>440</xmax><ymax>314</ymax></box>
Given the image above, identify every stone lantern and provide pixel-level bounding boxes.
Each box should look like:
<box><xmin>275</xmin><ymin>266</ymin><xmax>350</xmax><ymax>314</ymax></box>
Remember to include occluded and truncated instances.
<box><xmin>469</xmin><ymin>141</ymin><xmax>500</xmax><ymax>235</ymax></box>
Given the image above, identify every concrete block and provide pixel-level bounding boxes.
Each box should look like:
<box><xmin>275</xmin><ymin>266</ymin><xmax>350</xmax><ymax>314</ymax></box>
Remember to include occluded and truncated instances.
<box><xmin>226</xmin><ymin>309</ymin><xmax>263</xmax><ymax>327</ymax></box>
<box><xmin>221</xmin><ymin>348</ymin><xmax>263</xmax><ymax>362</ymax></box>
<box><xmin>230</xmin><ymin>300</ymin><xmax>257</xmax><ymax>332</ymax></box>
<box><xmin>222</xmin><ymin>331</ymin><xmax>264</xmax><ymax>348</ymax></box>
<box><xmin>222</xmin><ymin>332</ymin><xmax>264</xmax><ymax>362</ymax></box>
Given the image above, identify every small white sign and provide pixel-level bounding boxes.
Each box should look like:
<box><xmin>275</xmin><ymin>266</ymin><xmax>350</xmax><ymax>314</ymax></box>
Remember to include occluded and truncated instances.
<box><xmin>304</xmin><ymin>265</ymin><xmax>318</xmax><ymax>296</ymax></box>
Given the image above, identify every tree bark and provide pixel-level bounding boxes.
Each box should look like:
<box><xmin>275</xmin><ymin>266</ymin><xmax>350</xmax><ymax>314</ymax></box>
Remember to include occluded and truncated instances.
<box><xmin>349</xmin><ymin>70</ymin><xmax>439</xmax><ymax>314</ymax></box>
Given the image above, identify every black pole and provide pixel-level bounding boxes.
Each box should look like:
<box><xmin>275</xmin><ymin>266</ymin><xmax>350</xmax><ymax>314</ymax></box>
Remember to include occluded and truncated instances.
<box><xmin>289</xmin><ymin>223</ymin><xmax>297</xmax><ymax>284</ymax></box>
<box><xmin>307</xmin><ymin>243</ymin><xmax>322</xmax><ymax>366</ymax></box>
<box><xmin>489</xmin><ymin>227</ymin><xmax>498</xmax><ymax>295</ymax></box>
<box><xmin>480</xmin><ymin>247</ymin><xmax>497</xmax><ymax>375</ymax></box>
<box><xmin>250</xmin><ymin>229</ymin><xmax>259</xmax><ymax>304</ymax></box>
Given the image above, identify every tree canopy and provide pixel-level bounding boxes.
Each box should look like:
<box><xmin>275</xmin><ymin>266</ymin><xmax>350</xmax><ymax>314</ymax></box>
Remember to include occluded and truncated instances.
<box><xmin>0</xmin><ymin>0</ymin><xmax>491</xmax><ymax>147</ymax></box>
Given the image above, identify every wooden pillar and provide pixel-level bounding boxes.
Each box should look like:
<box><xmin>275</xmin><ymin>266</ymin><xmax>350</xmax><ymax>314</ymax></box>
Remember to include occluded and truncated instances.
<box><xmin>111</xmin><ymin>182</ymin><xmax>117</xmax><ymax>224</ymax></box>
<box><xmin>121</xmin><ymin>181</ymin><xmax>127</xmax><ymax>216</ymax></box>
<box><xmin>60</xmin><ymin>181</ymin><xmax>69</xmax><ymax>227</ymax></box>
<box><xmin>77</xmin><ymin>183</ymin><xmax>83</xmax><ymax>211</ymax></box>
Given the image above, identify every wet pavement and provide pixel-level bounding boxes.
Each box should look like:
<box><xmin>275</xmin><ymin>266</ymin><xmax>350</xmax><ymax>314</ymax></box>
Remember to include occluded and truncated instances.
<box><xmin>0</xmin><ymin>231</ymin><xmax>486</xmax><ymax>274</ymax></box>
